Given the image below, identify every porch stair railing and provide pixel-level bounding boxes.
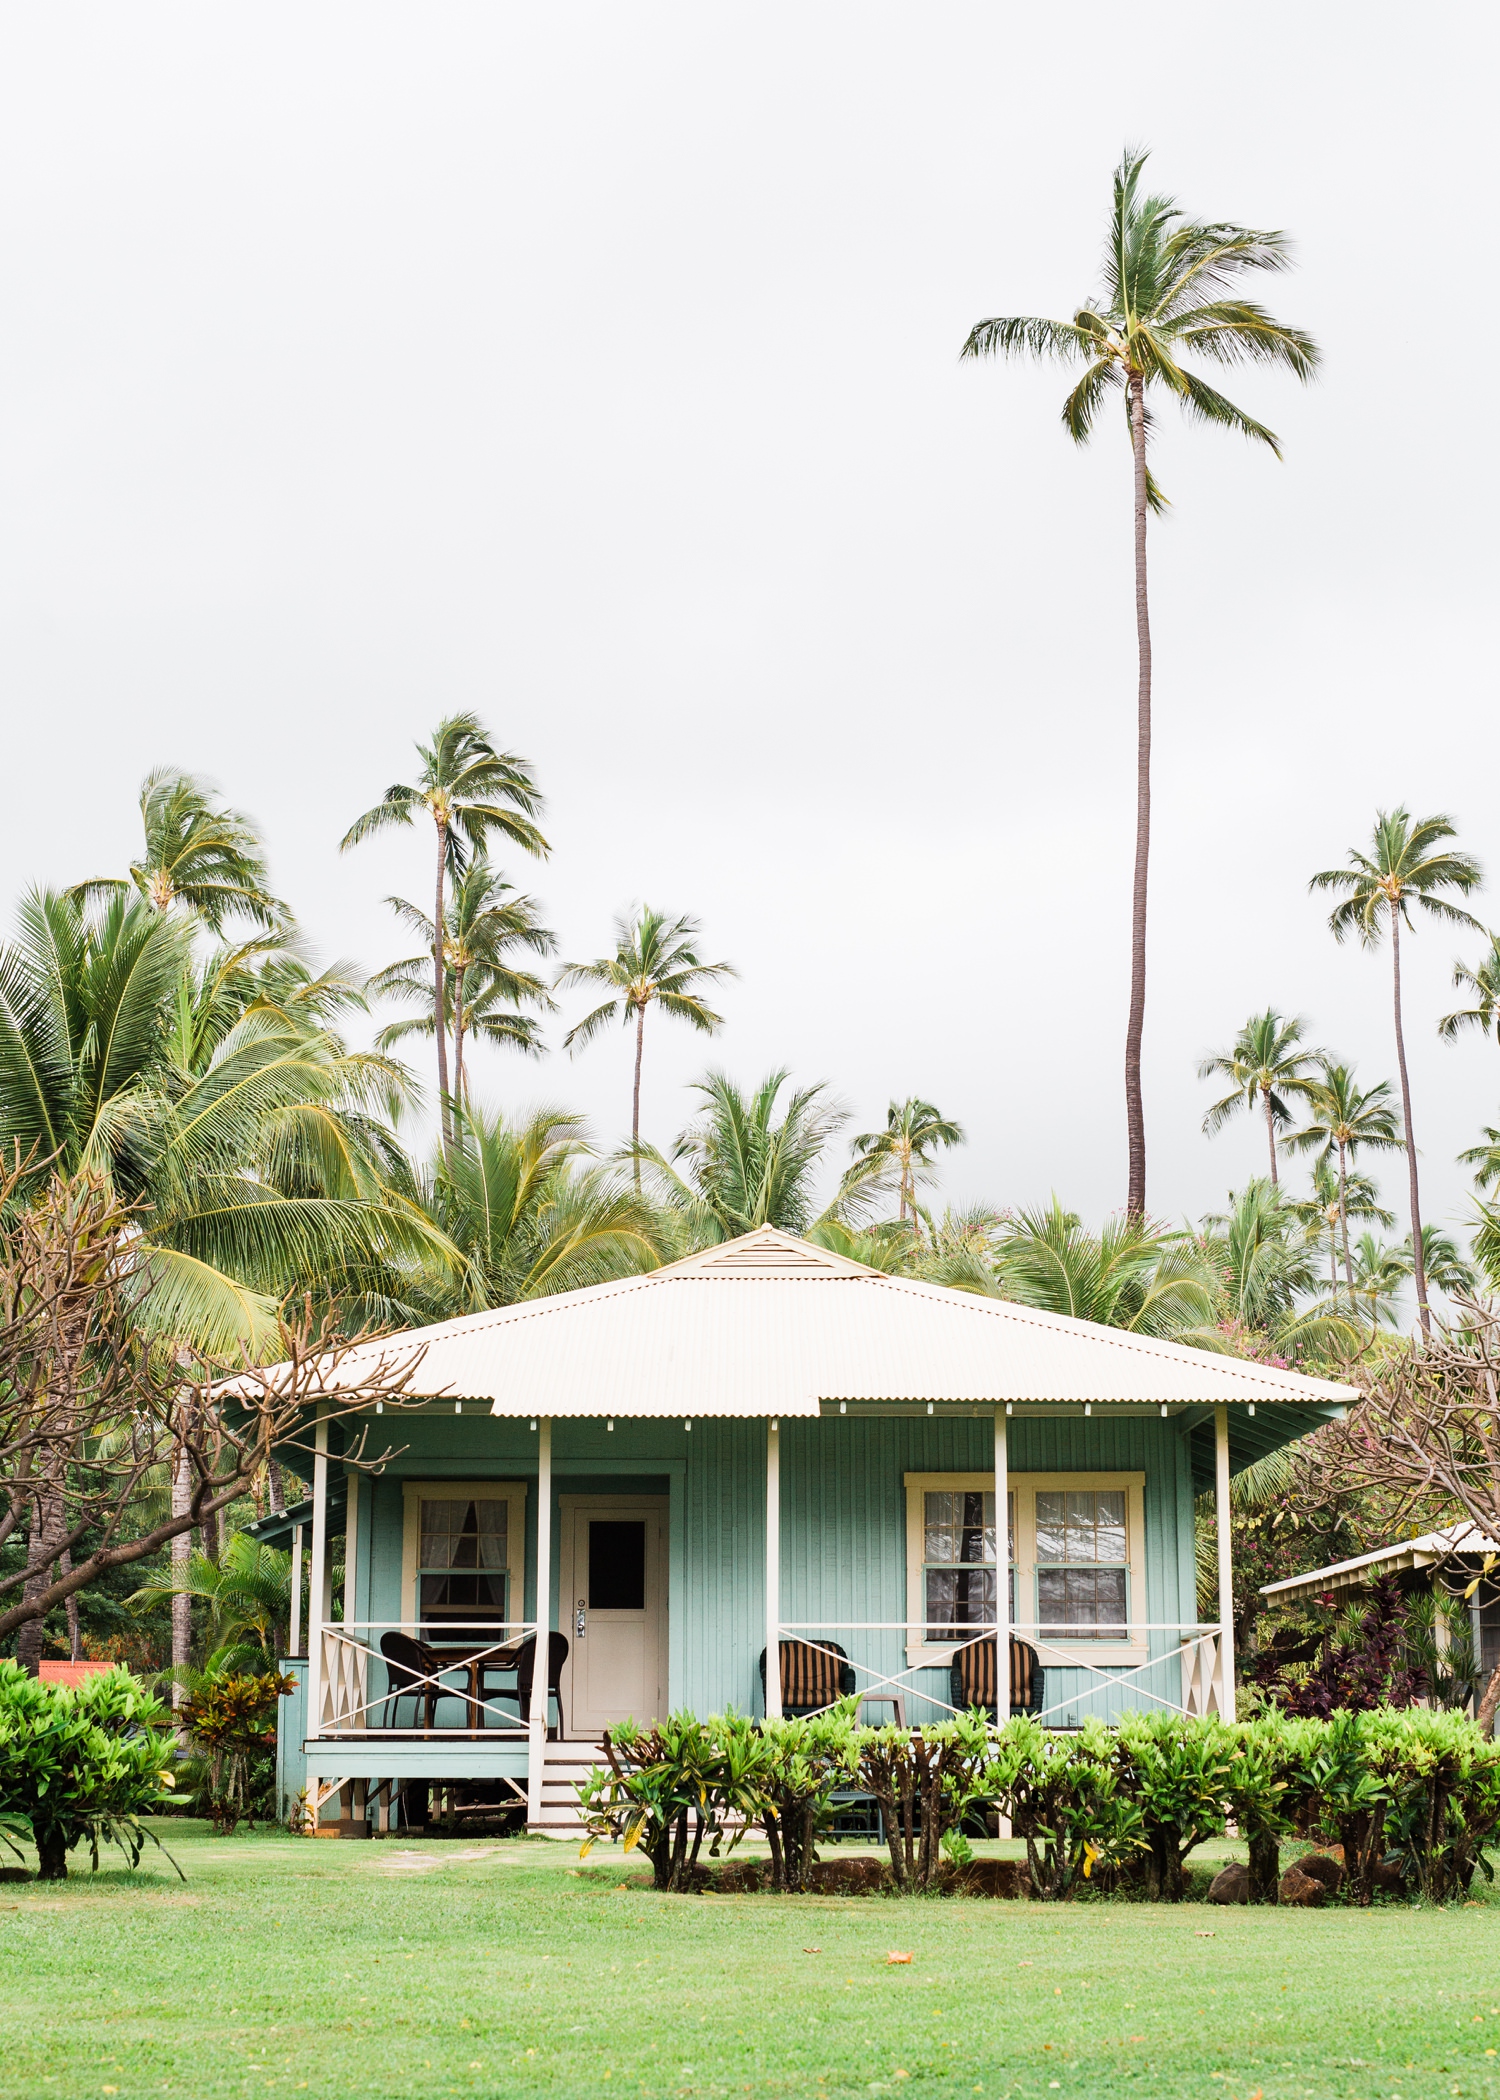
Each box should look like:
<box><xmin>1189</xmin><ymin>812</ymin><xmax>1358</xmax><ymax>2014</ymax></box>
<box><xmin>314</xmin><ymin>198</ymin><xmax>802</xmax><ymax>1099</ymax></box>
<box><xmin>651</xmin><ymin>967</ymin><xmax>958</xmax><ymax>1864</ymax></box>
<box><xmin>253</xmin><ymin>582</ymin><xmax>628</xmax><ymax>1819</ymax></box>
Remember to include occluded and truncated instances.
<box><xmin>775</xmin><ymin>1622</ymin><xmax>1227</xmax><ymax>1725</ymax></box>
<box><xmin>311</xmin><ymin>1620</ymin><xmax>539</xmax><ymax>1738</ymax></box>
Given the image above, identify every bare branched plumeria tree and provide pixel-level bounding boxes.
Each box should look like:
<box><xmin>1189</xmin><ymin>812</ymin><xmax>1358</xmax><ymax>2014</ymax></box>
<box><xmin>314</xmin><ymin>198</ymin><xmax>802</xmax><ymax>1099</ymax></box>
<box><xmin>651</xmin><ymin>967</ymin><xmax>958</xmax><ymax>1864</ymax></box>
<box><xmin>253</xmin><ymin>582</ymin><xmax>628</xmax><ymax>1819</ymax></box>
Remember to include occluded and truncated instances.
<box><xmin>1304</xmin><ymin>1309</ymin><xmax>1500</xmax><ymax>1733</ymax></box>
<box><xmin>0</xmin><ymin>1163</ymin><xmax>432</xmax><ymax>1668</ymax></box>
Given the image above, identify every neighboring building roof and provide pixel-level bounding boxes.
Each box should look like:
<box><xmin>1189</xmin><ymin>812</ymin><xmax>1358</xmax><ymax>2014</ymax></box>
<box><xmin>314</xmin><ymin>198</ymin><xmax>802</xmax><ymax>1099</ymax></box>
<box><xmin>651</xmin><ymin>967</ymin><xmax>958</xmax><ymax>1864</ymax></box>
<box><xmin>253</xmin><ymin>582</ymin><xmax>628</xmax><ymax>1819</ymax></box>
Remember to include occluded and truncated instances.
<box><xmin>259</xmin><ymin>1225</ymin><xmax>1359</xmax><ymax>1420</ymax></box>
<box><xmin>1260</xmin><ymin>1523</ymin><xmax>1500</xmax><ymax>1606</ymax></box>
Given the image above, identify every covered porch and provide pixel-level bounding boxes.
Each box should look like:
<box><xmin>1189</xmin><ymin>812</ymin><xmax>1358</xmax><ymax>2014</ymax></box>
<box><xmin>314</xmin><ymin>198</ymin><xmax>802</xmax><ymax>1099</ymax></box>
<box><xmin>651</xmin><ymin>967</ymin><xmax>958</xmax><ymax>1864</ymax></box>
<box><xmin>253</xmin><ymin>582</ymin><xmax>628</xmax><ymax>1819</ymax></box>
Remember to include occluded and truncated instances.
<box><xmin>265</xmin><ymin>1228</ymin><xmax>1354</xmax><ymax>1834</ymax></box>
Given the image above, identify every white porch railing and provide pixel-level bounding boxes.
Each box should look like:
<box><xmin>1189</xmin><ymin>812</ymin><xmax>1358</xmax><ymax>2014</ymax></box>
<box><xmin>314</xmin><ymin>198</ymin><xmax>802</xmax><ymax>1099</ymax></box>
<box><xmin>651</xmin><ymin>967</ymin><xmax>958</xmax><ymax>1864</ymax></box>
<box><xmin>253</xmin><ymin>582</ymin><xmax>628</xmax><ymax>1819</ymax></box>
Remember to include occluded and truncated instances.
<box><xmin>311</xmin><ymin>1620</ymin><xmax>539</xmax><ymax>1738</ymax></box>
<box><xmin>775</xmin><ymin>1622</ymin><xmax>1227</xmax><ymax>1725</ymax></box>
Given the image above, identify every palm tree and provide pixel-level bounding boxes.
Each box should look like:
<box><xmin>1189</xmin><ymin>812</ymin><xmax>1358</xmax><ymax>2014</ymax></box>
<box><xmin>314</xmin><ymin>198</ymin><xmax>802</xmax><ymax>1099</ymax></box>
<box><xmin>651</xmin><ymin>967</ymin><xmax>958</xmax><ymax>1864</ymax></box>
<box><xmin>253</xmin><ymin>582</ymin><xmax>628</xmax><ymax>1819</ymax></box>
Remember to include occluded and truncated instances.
<box><xmin>1397</xmin><ymin>1225</ymin><xmax>1478</xmax><ymax>1303</ymax></box>
<box><xmin>418</xmin><ymin>1104</ymin><xmax>665</xmax><ymax>1309</ymax></box>
<box><xmin>341</xmin><ymin>715</ymin><xmax>548</xmax><ymax>1150</ymax></box>
<box><xmin>953</xmin><ymin>1199</ymin><xmax>1221</xmax><ymax>1341</ymax></box>
<box><xmin>1284</xmin><ymin>1061</ymin><xmax>1404</xmax><ymax>1303</ymax></box>
<box><xmin>76</xmin><ymin>767</ymin><xmax>288</xmax><ymax>933</ymax></box>
<box><xmin>1285</xmin><ymin>1158</ymin><xmax>1394</xmax><ymax>1298</ymax></box>
<box><xmin>1311</xmin><ymin>811</ymin><xmax>1483</xmax><ymax>1334</ymax></box>
<box><xmin>846</xmin><ymin>1098</ymin><xmax>965</xmax><ymax>1225</ymax></box>
<box><xmin>1439</xmin><ymin>934</ymin><xmax>1500</xmax><ymax>1045</ymax></box>
<box><xmin>131</xmin><ymin>1532</ymin><xmax>294</xmax><ymax>1678</ymax></box>
<box><xmin>0</xmin><ymin>888</ymin><xmax>454</xmax><ymax>1353</ymax></box>
<box><xmin>1196</xmin><ymin>1179</ymin><xmax>1360</xmax><ymax>1361</ymax></box>
<box><xmin>636</xmin><ymin>1070</ymin><xmax>845</xmax><ymax>1243</ymax></box>
<box><xmin>963</xmin><ymin>149</ymin><xmax>1318</xmax><ymax>1217</ymax></box>
<box><xmin>1348</xmin><ymin>1234</ymin><xmax>1411</xmax><ymax>1329</ymax></box>
<box><xmin>1197</xmin><ymin>1010</ymin><xmax>1321</xmax><ymax>1185</ymax></box>
<box><xmin>372</xmin><ymin>856</ymin><xmax>556</xmax><ymax>1103</ymax></box>
<box><xmin>1459</xmin><ymin>1125</ymin><xmax>1500</xmax><ymax>1194</ymax></box>
<box><xmin>556</xmin><ymin>909</ymin><xmax>735</xmax><ymax>1177</ymax></box>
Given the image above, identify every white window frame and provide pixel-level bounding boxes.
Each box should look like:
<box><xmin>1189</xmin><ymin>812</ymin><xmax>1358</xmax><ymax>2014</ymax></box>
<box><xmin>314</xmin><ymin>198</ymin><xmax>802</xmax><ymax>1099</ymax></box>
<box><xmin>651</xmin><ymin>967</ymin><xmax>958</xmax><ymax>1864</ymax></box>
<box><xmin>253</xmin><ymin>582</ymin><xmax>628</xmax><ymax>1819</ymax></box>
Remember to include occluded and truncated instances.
<box><xmin>904</xmin><ymin>1471</ymin><xmax>1146</xmax><ymax>1668</ymax></box>
<box><xmin>400</xmin><ymin>1480</ymin><xmax>528</xmax><ymax>1630</ymax></box>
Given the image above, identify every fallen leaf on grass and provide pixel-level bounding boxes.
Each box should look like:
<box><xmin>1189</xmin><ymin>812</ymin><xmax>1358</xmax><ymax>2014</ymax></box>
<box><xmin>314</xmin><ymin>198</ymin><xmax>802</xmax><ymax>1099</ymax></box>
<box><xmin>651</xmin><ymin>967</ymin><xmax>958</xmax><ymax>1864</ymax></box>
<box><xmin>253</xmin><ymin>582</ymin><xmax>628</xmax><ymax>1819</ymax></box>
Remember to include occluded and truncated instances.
<box><xmin>886</xmin><ymin>1952</ymin><xmax>912</xmax><ymax>1965</ymax></box>
<box><xmin>1195</xmin><ymin>1930</ymin><xmax>1215</xmax><ymax>1938</ymax></box>
<box><xmin>804</xmin><ymin>1946</ymin><xmax>822</xmax><ymax>1954</ymax></box>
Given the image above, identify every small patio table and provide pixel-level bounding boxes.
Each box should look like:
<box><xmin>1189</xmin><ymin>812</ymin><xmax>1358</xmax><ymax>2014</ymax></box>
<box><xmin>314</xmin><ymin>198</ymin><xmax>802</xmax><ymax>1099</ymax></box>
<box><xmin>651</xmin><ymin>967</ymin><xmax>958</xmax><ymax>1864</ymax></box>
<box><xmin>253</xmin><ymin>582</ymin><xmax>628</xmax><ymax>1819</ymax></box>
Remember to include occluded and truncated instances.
<box><xmin>856</xmin><ymin>1693</ymin><xmax>907</xmax><ymax>1727</ymax></box>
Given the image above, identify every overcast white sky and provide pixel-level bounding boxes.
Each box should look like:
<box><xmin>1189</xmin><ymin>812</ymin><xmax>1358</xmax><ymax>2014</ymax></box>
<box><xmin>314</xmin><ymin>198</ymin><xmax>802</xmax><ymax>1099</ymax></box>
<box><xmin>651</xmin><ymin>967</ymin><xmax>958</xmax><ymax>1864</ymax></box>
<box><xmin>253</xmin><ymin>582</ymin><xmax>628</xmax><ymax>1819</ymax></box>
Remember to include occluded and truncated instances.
<box><xmin>2</xmin><ymin>5</ymin><xmax>1496</xmax><ymax>1306</ymax></box>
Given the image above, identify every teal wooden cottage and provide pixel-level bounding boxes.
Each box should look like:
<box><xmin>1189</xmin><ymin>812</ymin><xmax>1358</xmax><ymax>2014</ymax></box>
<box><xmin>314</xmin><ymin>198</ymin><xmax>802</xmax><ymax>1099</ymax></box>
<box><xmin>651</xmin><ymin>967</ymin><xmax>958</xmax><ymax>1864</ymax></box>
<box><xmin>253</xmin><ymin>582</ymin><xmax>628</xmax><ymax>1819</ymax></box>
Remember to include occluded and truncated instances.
<box><xmin>261</xmin><ymin>1227</ymin><xmax>1355</xmax><ymax>1834</ymax></box>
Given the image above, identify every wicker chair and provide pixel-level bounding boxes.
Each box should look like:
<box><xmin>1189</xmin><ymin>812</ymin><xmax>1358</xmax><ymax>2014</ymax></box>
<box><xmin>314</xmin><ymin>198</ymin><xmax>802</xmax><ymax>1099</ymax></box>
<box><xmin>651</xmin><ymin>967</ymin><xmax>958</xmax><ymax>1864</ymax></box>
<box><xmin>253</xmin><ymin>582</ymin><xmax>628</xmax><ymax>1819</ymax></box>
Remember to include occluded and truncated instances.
<box><xmin>757</xmin><ymin>1639</ymin><xmax>857</xmax><ymax>1718</ymax></box>
<box><xmin>379</xmin><ymin>1630</ymin><xmax>441</xmax><ymax>1729</ymax></box>
<box><xmin>949</xmin><ymin>1633</ymin><xmax>1044</xmax><ymax>1720</ymax></box>
<box><xmin>475</xmin><ymin>1630</ymin><xmax>570</xmax><ymax>1737</ymax></box>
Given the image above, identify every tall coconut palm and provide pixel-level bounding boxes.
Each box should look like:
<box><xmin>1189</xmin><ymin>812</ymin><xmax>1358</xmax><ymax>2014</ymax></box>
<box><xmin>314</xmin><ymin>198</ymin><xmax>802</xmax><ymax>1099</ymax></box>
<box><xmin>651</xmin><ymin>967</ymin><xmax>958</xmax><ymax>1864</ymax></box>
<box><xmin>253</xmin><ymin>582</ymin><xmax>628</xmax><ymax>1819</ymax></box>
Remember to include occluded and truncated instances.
<box><xmin>0</xmin><ymin>888</ymin><xmax>454</xmax><ymax>1353</ymax></box>
<box><xmin>1459</xmin><ymin>1124</ymin><xmax>1500</xmax><ymax>1195</ymax></box>
<box><xmin>556</xmin><ymin>909</ymin><xmax>735</xmax><ymax>1179</ymax></box>
<box><xmin>1197</xmin><ymin>1010</ymin><xmax>1321</xmax><ymax>1184</ymax></box>
<box><xmin>1439</xmin><ymin>934</ymin><xmax>1500</xmax><ymax>1046</ymax></box>
<box><xmin>846</xmin><ymin>1098</ymin><xmax>965</xmax><ymax>1225</ymax></box>
<box><xmin>340</xmin><ymin>715</ymin><xmax>548</xmax><ymax>1150</ymax></box>
<box><xmin>1348</xmin><ymin>1234</ymin><xmax>1411</xmax><ymax>1329</ymax></box>
<box><xmin>76</xmin><ymin>768</ymin><xmax>288</xmax><ymax>933</ymax></box>
<box><xmin>1284</xmin><ymin>1062</ymin><xmax>1404</xmax><ymax>1304</ymax></box>
<box><xmin>1285</xmin><ymin>1158</ymin><xmax>1394</xmax><ymax>1297</ymax></box>
<box><xmin>372</xmin><ymin>856</ymin><xmax>556</xmax><ymax>1103</ymax></box>
<box><xmin>1397</xmin><ymin>1224</ymin><xmax>1478</xmax><ymax>1302</ymax></box>
<box><xmin>1311</xmin><ymin>811</ymin><xmax>1483</xmax><ymax>1335</ymax></box>
<box><xmin>1196</xmin><ymin>1178</ymin><xmax>1360</xmax><ymax>1361</ymax></box>
<box><xmin>963</xmin><ymin>149</ymin><xmax>1318</xmax><ymax>1218</ymax></box>
<box><xmin>636</xmin><ymin>1069</ymin><xmax>844</xmax><ymax>1244</ymax></box>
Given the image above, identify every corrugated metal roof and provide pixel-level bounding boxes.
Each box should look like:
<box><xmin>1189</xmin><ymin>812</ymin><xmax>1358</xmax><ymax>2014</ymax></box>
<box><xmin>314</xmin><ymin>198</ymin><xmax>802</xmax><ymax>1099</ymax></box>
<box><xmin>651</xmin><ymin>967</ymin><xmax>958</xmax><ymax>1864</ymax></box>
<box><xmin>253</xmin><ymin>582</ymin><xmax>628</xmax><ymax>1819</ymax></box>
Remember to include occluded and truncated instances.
<box><xmin>1259</xmin><ymin>1523</ymin><xmax>1498</xmax><ymax>1604</ymax></box>
<box><xmin>269</xmin><ymin>1225</ymin><xmax>1359</xmax><ymax>1418</ymax></box>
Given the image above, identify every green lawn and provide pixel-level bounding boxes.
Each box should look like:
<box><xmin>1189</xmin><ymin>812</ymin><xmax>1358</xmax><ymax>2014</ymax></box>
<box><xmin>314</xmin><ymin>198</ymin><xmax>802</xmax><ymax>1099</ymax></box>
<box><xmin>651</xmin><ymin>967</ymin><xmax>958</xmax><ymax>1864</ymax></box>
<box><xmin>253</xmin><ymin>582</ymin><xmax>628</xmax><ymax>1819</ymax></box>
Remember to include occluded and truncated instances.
<box><xmin>2</xmin><ymin>1826</ymin><xmax>1499</xmax><ymax>2100</ymax></box>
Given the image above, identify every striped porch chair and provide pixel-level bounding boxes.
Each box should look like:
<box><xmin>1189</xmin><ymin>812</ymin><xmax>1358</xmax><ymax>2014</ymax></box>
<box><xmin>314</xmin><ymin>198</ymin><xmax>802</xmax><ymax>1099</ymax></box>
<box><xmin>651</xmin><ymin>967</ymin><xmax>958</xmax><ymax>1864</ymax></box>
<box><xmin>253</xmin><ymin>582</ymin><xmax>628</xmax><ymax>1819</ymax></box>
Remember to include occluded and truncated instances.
<box><xmin>949</xmin><ymin>1633</ymin><xmax>1044</xmax><ymax>1720</ymax></box>
<box><xmin>758</xmin><ymin>1639</ymin><xmax>857</xmax><ymax>1717</ymax></box>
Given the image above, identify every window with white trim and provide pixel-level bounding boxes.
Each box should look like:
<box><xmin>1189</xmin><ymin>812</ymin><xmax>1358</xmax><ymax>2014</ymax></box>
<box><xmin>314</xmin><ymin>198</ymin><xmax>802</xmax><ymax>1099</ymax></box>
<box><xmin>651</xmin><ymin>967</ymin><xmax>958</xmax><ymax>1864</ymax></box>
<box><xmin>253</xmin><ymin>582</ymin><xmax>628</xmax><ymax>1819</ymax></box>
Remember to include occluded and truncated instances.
<box><xmin>921</xmin><ymin>1490</ymin><xmax>1014</xmax><ymax>1638</ymax></box>
<box><xmin>1034</xmin><ymin>1489</ymin><xmax>1128</xmax><ymax>1638</ymax></box>
<box><xmin>400</xmin><ymin>1481</ymin><xmax>527</xmax><ymax>1630</ymax></box>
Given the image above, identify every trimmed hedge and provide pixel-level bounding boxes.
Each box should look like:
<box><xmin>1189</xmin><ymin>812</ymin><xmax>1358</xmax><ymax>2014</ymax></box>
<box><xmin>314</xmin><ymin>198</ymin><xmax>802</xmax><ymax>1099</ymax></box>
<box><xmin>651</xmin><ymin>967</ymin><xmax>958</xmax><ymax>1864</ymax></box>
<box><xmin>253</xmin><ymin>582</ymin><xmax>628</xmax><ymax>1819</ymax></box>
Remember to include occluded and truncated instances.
<box><xmin>578</xmin><ymin>1703</ymin><xmax>1500</xmax><ymax>1902</ymax></box>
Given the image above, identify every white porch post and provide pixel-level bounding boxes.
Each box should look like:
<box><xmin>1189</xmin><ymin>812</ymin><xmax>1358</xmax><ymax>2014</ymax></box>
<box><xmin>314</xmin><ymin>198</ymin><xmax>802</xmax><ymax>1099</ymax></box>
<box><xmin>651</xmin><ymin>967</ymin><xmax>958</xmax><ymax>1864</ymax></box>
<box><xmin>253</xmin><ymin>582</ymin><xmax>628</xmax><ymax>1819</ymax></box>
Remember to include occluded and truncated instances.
<box><xmin>289</xmin><ymin>1522</ymin><xmax>304</xmax><ymax>1656</ymax></box>
<box><xmin>527</xmin><ymin>1418</ymin><xmax>552</xmax><ymax>1829</ymax></box>
<box><xmin>1214</xmin><ymin>1403</ymin><xmax>1236</xmax><ymax>1722</ymax></box>
<box><xmin>306</xmin><ymin>1409</ymin><xmax>328</xmax><ymax>1739</ymax></box>
<box><xmin>765</xmin><ymin>1418</ymin><xmax>781</xmax><ymax>1719</ymax></box>
<box><xmin>994</xmin><ymin>1407</ymin><xmax>1010</xmax><ymax>1724</ymax></box>
<box><xmin>343</xmin><ymin>1471</ymin><xmax>360</xmax><ymax>1633</ymax></box>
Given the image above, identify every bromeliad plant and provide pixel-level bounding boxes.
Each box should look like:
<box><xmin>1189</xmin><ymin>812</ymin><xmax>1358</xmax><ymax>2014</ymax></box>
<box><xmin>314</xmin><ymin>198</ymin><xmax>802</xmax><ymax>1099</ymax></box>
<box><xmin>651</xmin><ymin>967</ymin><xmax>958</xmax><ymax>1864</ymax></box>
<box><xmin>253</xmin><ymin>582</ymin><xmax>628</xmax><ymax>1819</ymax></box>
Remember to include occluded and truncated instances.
<box><xmin>0</xmin><ymin>1662</ymin><xmax>180</xmax><ymax>1881</ymax></box>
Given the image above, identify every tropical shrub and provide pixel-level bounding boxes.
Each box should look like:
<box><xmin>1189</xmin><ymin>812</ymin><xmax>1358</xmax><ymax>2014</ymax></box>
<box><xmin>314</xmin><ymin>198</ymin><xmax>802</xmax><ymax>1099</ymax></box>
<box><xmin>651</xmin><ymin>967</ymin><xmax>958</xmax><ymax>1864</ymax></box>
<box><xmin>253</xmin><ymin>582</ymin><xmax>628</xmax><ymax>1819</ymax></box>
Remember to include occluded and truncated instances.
<box><xmin>1113</xmin><ymin>1712</ymin><xmax>1236</xmax><ymax>1899</ymax></box>
<box><xmin>178</xmin><ymin>1671</ymin><xmax>295</xmax><ymax>1835</ymax></box>
<box><xmin>578</xmin><ymin>1712</ymin><xmax>767</xmax><ymax>1891</ymax></box>
<box><xmin>0</xmin><ymin>1662</ymin><xmax>178</xmax><ymax>1881</ymax></box>
<box><xmin>854</xmin><ymin>1712</ymin><xmax>992</xmax><ymax>1893</ymax></box>
<box><xmin>1221</xmin><ymin>1712</ymin><xmax>1323</xmax><ymax>1902</ymax></box>
<box><xmin>758</xmin><ymin>1706</ymin><xmax>860</xmax><ymax>1892</ymax></box>
<box><xmin>985</xmin><ymin>1718</ymin><xmax>1145</xmax><ymax>1900</ymax></box>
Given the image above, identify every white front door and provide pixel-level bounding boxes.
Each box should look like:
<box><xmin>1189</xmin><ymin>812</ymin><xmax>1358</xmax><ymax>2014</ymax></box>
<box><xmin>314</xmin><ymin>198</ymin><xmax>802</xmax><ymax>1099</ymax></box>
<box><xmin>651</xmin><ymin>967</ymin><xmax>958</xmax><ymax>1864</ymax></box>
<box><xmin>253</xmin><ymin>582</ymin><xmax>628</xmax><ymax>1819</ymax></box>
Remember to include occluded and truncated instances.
<box><xmin>559</xmin><ymin>1496</ymin><xmax>668</xmax><ymax>1737</ymax></box>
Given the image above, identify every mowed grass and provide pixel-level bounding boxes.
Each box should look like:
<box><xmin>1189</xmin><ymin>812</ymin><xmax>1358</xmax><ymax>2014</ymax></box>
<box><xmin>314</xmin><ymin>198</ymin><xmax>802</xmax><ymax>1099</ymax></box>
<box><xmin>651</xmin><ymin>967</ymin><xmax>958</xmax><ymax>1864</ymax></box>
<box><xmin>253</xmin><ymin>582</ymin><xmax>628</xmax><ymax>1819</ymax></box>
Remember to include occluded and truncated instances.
<box><xmin>1</xmin><ymin>1826</ymin><xmax>1499</xmax><ymax>2100</ymax></box>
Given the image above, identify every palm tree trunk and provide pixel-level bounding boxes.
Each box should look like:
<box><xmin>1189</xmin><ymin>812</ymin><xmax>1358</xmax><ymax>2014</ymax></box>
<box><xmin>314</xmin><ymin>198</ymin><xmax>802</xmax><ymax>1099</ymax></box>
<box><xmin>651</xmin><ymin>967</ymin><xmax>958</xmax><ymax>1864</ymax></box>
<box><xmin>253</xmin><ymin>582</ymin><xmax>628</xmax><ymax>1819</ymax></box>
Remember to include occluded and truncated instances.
<box><xmin>61</xmin><ymin>1546</ymin><xmax>80</xmax><ymax>1663</ymax></box>
<box><xmin>1125</xmin><ymin>371</ymin><xmax>1152</xmax><ymax>1218</ymax></box>
<box><xmin>1263</xmin><ymin>1089</ymin><xmax>1279</xmax><ymax>1185</ymax></box>
<box><xmin>433</xmin><ymin>820</ymin><xmax>452</xmax><ymax>1157</ymax></box>
<box><xmin>1338</xmin><ymin>1141</ymin><xmax>1354</xmax><ymax>1299</ymax></box>
<box><xmin>1389</xmin><ymin>909</ymin><xmax>1430</xmax><ymax>1337</ymax></box>
<box><xmin>453</xmin><ymin>963</ymin><xmax>467</xmax><ymax>1111</ymax></box>
<box><xmin>631</xmin><ymin>1003</ymin><xmax>646</xmax><ymax>1192</ymax></box>
<box><xmin>171</xmin><ymin>1445</ymin><xmax>191</xmax><ymax>1726</ymax></box>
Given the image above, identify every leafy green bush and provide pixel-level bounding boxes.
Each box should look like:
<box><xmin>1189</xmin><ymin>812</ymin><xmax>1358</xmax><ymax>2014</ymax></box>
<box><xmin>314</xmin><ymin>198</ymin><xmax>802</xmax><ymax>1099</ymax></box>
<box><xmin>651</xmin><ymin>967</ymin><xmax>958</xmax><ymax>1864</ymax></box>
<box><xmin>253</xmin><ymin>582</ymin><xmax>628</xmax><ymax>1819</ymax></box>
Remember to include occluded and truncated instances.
<box><xmin>984</xmin><ymin>1718</ymin><xmax>1145</xmax><ymax>1900</ymax></box>
<box><xmin>574</xmin><ymin>1703</ymin><xmax>1500</xmax><ymax>1903</ymax></box>
<box><xmin>0</xmin><ymin>1662</ymin><xmax>179</xmax><ymax>1881</ymax></box>
<box><xmin>854</xmin><ymin>1710</ymin><xmax>992</xmax><ymax>1892</ymax></box>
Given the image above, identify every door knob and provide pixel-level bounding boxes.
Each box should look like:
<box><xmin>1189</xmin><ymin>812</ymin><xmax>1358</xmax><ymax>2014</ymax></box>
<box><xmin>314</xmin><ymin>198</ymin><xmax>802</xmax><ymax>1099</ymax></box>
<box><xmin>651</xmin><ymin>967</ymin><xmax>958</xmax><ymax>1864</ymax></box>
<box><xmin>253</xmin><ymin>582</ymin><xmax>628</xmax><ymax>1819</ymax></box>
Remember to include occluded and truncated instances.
<box><xmin>575</xmin><ymin>1599</ymin><xmax>587</xmax><ymax>1639</ymax></box>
